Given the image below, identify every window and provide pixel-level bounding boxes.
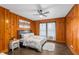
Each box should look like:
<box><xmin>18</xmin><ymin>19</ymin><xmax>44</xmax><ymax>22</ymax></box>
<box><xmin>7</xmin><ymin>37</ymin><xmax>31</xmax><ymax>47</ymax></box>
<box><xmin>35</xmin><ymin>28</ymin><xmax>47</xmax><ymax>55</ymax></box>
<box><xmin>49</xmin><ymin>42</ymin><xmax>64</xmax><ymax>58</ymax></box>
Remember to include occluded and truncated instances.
<box><xmin>40</xmin><ymin>23</ymin><xmax>46</xmax><ymax>37</ymax></box>
<box><xmin>40</xmin><ymin>22</ymin><xmax>56</xmax><ymax>41</ymax></box>
<box><xmin>47</xmin><ymin>22</ymin><xmax>56</xmax><ymax>41</ymax></box>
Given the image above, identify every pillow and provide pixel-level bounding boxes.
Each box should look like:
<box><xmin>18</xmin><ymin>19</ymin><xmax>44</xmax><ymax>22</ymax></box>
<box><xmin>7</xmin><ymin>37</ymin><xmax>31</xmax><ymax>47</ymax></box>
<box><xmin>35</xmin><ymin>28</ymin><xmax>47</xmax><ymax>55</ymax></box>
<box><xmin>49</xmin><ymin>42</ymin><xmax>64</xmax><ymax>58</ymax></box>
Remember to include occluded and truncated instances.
<box><xmin>29</xmin><ymin>33</ymin><xmax>34</xmax><ymax>36</ymax></box>
<box><xmin>21</xmin><ymin>33</ymin><xmax>34</xmax><ymax>38</ymax></box>
<box><xmin>25</xmin><ymin>33</ymin><xmax>34</xmax><ymax>38</ymax></box>
<box><xmin>24</xmin><ymin>34</ymin><xmax>30</xmax><ymax>38</ymax></box>
<box><xmin>21</xmin><ymin>34</ymin><xmax>26</xmax><ymax>38</ymax></box>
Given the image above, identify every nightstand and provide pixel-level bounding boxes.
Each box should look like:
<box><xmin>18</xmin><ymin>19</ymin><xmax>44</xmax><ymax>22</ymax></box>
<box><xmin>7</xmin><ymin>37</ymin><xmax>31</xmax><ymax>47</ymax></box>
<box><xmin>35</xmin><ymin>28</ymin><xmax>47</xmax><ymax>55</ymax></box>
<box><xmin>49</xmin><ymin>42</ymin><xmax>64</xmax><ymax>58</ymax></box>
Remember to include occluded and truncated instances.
<box><xmin>9</xmin><ymin>39</ymin><xmax>20</xmax><ymax>51</ymax></box>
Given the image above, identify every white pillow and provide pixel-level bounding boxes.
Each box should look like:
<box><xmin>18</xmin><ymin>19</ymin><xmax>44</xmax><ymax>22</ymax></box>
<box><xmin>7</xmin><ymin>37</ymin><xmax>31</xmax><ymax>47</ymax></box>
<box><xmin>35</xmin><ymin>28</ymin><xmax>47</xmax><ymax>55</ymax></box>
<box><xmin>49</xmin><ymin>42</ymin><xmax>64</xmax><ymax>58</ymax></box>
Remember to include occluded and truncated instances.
<box><xmin>24</xmin><ymin>34</ymin><xmax>30</xmax><ymax>38</ymax></box>
<box><xmin>30</xmin><ymin>33</ymin><xmax>34</xmax><ymax>36</ymax></box>
<box><xmin>21</xmin><ymin>34</ymin><xmax>25</xmax><ymax>38</ymax></box>
<box><xmin>21</xmin><ymin>33</ymin><xmax>34</xmax><ymax>38</ymax></box>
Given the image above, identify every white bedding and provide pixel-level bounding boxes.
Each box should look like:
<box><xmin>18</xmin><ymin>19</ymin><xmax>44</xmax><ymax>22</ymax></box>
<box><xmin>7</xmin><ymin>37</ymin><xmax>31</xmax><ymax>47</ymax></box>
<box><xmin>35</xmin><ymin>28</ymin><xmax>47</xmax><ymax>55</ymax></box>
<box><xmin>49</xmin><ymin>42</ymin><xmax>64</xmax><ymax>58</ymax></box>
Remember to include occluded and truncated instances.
<box><xmin>20</xmin><ymin>35</ymin><xmax>47</xmax><ymax>52</ymax></box>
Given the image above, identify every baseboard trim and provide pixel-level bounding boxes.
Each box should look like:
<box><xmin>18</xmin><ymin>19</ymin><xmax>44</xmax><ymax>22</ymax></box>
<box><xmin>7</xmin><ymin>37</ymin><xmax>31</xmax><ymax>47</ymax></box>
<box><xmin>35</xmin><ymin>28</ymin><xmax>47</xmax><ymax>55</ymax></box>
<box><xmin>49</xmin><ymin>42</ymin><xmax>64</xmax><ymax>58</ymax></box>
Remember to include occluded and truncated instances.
<box><xmin>56</xmin><ymin>41</ymin><xmax>65</xmax><ymax>44</ymax></box>
<box><xmin>47</xmin><ymin>40</ymin><xmax>56</xmax><ymax>42</ymax></box>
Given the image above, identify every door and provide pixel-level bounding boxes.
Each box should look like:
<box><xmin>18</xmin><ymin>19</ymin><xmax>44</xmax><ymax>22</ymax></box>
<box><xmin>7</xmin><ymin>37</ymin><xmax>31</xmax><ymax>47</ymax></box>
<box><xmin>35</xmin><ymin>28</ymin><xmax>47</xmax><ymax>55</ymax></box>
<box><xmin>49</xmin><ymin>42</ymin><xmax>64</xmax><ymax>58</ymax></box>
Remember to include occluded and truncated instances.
<box><xmin>47</xmin><ymin>22</ymin><xmax>56</xmax><ymax>41</ymax></box>
<box><xmin>40</xmin><ymin>23</ymin><xmax>46</xmax><ymax>37</ymax></box>
<box><xmin>39</xmin><ymin>22</ymin><xmax>56</xmax><ymax>41</ymax></box>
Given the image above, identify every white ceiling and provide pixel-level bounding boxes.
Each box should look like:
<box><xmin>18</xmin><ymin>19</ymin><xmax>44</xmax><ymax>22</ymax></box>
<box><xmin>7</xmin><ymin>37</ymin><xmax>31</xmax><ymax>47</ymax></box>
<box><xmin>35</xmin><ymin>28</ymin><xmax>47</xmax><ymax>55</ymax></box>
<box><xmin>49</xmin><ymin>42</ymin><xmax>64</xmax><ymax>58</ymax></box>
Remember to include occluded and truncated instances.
<box><xmin>0</xmin><ymin>4</ymin><xmax>74</xmax><ymax>21</ymax></box>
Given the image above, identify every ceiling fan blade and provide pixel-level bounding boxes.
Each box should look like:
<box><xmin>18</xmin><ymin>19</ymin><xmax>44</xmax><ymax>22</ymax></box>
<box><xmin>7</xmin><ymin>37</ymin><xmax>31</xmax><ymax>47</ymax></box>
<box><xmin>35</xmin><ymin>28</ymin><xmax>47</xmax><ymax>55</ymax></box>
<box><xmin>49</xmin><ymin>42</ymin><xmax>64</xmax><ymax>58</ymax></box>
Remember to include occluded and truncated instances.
<box><xmin>43</xmin><ymin>11</ymin><xmax>49</xmax><ymax>14</ymax></box>
<box><xmin>33</xmin><ymin>13</ymin><xmax>47</xmax><ymax>17</ymax></box>
<box><xmin>42</xmin><ymin>14</ymin><xmax>47</xmax><ymax>17</ymax></box>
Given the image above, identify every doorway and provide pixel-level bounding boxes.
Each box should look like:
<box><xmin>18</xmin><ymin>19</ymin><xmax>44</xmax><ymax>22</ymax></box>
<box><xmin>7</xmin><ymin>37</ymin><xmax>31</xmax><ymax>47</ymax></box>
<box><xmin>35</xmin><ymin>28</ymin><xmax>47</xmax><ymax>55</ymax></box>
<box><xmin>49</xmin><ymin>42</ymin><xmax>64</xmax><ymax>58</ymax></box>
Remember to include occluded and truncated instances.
<box><xmin>39</xmin><ymin>22</ymin><xmax>56</xmax><ymax>41</ymax></box>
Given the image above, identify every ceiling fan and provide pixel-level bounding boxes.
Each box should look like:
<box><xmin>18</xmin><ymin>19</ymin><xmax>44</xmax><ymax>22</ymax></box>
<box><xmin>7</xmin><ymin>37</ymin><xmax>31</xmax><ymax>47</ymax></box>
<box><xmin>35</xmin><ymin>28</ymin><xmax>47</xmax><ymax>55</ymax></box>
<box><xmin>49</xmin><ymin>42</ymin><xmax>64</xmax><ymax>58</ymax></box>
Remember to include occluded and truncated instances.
<box><xmin>33</xmin><ymin>4</ymin><xmax>49</xmax><ymax>17</ymax></box>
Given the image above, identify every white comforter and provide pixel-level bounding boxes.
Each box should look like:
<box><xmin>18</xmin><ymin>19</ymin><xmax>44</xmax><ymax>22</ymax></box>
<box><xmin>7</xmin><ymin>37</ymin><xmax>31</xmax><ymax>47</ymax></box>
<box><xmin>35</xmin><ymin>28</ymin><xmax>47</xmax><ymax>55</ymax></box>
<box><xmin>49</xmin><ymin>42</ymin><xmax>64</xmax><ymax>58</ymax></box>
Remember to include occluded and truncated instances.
<box><xmin>20</xmin><ymin>36</ymin><xmax>47</xmax><ymax>52</ymax></box>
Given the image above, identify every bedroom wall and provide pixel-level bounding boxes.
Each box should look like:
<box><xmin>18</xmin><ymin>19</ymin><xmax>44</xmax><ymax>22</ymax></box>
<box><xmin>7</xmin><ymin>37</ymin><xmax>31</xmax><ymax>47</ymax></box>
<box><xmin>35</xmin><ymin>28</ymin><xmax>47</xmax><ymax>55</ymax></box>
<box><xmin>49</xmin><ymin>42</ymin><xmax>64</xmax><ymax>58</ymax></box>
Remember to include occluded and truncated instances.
<box><xmin>0</xmin><ymin>6</ymin><xmax>32</xmax><ymax>52</ymax></box>
<box><xmin>31</xmin><ymin>18</ymin><xmax>66</xmax><ymax>43</ymax></box>
<box><xmin>65</xmin><ymin>4</ymin><xmax>79</xmax><ymax>54</ymax></box>
<box><xmin>30</xmin><ymin>21</ymin><xmax>40</xmax><ymax>35</ymax></box>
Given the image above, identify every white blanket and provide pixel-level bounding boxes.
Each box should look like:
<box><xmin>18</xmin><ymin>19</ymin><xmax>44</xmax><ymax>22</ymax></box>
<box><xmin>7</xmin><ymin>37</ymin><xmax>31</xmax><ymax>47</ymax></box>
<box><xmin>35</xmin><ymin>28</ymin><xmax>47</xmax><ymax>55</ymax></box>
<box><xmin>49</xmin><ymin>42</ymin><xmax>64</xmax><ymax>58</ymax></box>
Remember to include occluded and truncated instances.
<box><xmin>20</xmin><ymin>36</ymin><xmax>47</xmax><ymax>52</ymax></box>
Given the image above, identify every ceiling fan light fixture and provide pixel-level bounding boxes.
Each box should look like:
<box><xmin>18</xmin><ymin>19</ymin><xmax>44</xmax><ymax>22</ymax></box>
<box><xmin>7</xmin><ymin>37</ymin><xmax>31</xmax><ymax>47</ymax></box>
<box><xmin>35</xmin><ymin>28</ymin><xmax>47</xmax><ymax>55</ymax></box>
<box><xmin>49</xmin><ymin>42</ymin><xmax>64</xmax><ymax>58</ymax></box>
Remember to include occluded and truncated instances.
<box><xmin>40</xmin><ymin>15</ymin><xmax>43</xmax><ymax>18</ymax></box>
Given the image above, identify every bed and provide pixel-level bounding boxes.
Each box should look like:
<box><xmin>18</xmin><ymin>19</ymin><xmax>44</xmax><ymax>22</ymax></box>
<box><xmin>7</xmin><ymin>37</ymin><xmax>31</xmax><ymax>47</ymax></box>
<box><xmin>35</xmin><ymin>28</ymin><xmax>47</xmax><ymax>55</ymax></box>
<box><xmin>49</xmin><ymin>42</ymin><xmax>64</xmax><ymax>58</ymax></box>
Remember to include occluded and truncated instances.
<box><xmin>20</xmin><ymin>33</ymin><xmax>47</xmax><ymax>52</ymax></box>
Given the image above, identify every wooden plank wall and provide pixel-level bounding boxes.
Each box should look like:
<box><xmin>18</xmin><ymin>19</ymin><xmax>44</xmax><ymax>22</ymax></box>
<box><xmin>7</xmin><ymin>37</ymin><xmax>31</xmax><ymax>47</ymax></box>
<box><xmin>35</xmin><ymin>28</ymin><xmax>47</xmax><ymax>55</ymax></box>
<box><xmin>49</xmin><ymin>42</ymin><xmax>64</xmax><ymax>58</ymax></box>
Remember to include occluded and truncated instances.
<box><xmin>0</xmin><ymin>7</ymin><xmax>5</xmax><ymax>52</ymax></box>
<box><xmin>0</xmin><ymin>6</ymin><xmax>31</xmax><ymax>52</ymax></box>
<box><xmin>66</xmin><ymin>5</ymin><xmax>79</xmax><ymax>54</ymax></box>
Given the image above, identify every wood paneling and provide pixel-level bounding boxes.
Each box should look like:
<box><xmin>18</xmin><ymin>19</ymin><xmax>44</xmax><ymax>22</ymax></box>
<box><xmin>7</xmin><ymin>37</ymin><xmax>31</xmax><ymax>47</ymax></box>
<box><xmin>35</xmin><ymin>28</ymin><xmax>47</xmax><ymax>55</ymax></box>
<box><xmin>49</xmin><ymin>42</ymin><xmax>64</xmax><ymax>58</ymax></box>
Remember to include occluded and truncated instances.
<box><xmin>0</xmin><ymin>7</ymin><xmax>5</xmax><ymax>52</ymax></box>
<box><xmin>35</xmin><ymin>21</ymin><xmax>40</xmax><ymax>35</ymax></box>
<box><xmin>66</xmin><ymin>5</ymin><xmax>79</xmax><ymax>54</ymax></box>
<box><xmin>4</xmin><ymin>9</ymin><xmax>11</xmax><ymax>52</ymax></box>
<box><xmin>56</xmin><ymin>19</ymin><xmax>65</xmax><ymax>43</ymax></box>
<box><xmin>30</xmin><ymin>21</ymin><xmax>36</xmax><ymax>35</ymax></box>
<box><xmin>0</xmin><ymin>6</ymin><xmax>31</xmax><ymax>52</ymax></box>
